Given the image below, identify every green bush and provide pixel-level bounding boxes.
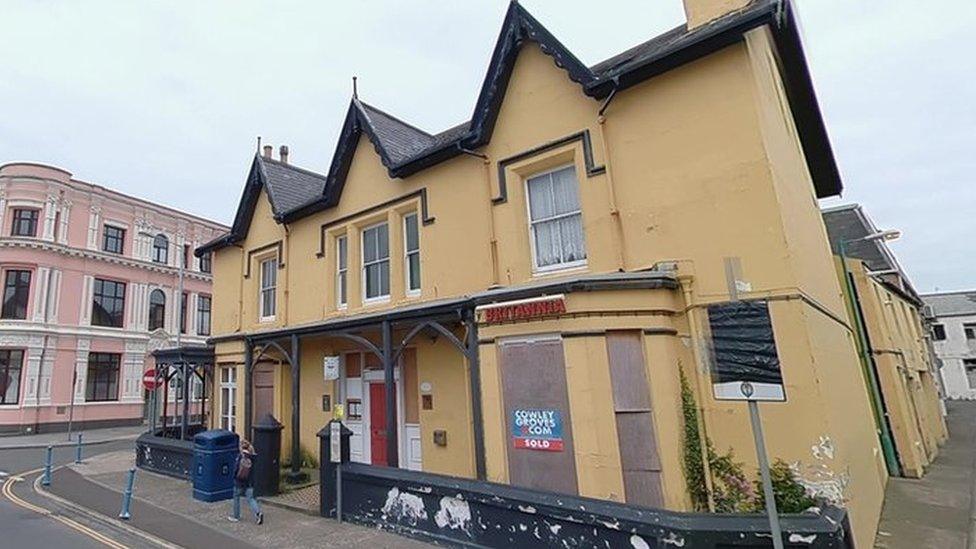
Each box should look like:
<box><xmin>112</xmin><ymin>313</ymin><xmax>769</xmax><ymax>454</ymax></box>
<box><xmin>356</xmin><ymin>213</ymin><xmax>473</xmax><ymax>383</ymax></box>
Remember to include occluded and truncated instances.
<box><xmin>680</xmin><ymin>368</ymin><xmax>816</xmax><ymax>514</ymax></box>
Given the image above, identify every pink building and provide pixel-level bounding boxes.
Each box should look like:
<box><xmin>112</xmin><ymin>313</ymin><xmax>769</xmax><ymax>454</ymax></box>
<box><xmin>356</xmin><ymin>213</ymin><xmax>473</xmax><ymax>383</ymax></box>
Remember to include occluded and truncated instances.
<box><xmin>0</xmin><ymin>162</ymin><xmax>227</xmax><ymax>434</ymax></box>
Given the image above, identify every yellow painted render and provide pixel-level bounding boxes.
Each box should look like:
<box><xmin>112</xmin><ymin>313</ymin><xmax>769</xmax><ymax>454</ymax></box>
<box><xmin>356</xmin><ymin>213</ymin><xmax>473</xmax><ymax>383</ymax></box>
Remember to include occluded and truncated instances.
<box><xmin>207</xmin><ymin>34</ymin><xmax>886</xmax><ymax>546</ymax></box>
<box><xmin>843</xmin><ymin>258</ymin><xmax>948</xmax><ymax>478</ymax></box>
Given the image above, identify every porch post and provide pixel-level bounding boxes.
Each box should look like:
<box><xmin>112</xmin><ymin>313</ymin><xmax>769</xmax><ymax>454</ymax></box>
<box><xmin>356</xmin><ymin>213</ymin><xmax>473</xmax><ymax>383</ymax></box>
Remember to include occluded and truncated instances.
<box><xmin>180</xmin><ymin>359</ymin><xmax>190</xmax><ymax>440</ymax></box>
<box><xmin>464</xmin><ymin>308</ymin><xmax>487</xmax><ymax>480</ymax></box>
<box><xmin>289</xmin><ymin>333</ymin><xmax>302</xmax><ymax>479</ymax></box>
<box><xmin>244</xmin><ymin>339</ymin><xmax>253</xmax><ymax>438</ymax></box>
<box><xmin>382</xmin><ymin>319</ymin><xmax>399</xmax><ymax>467</ymax></box>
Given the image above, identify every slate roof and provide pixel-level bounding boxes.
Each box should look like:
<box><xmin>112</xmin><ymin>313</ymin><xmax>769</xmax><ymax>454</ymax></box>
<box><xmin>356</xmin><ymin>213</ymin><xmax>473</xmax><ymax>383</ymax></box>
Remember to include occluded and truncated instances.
<box><xmin>821</xmin><ymin>203</ymin><xmax>922</xmax><ymax>304</ymax></box>
<box><xmin>259</xmin><ymin>156</ymin><xmax>328</xmax><ymax>216</ymax></box>
<box><xmin>922</xmin><ymin>291</ymin><xmax>976</xmax><ymax>318</ymax></box>
<box><xmin>822</xmin><ymin>204</ymin><xmax>892</xmax><ymax>272</ymax></box>
<box><xmin>200</xmin><ymin>0</ymin><xmax>841</xmax><ymax>256</ymax></box>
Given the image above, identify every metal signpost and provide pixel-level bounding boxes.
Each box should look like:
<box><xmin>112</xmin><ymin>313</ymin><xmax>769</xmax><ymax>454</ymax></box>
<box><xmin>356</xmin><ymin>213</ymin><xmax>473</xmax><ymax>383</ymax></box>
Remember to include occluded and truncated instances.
<box><xmin>143</xmin><ymin>369</ymin><xmax>159</xmax><ymax>434</ymax></box>
<box><xmin>709</xmin><ymin>264</ymin><xmax>787</xmax><ymax>549</ymax></box>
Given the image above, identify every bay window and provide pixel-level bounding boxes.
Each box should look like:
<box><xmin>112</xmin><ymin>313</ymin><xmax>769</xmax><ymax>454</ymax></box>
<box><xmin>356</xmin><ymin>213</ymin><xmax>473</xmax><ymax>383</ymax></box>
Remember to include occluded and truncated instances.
<box><xmin>10</xmin><ymin>208</ymin><xmax>39</xmax><ymax>237</ymax></box>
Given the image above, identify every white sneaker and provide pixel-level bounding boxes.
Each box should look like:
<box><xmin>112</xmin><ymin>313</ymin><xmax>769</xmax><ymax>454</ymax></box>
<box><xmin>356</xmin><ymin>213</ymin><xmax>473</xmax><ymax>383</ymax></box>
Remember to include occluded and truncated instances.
<box><xmin>227</xmin><ymin>516</ymin><xmax>240</xmax><ymax>522</ymax></box>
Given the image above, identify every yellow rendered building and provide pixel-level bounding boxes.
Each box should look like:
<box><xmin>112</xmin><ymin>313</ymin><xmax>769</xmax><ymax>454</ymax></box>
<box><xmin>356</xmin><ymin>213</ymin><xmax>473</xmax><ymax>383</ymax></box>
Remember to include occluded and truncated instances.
<box><xmin>198</xmin><ymin>1</ymin><xmax>889</xmax><ymax>545</ymax></box>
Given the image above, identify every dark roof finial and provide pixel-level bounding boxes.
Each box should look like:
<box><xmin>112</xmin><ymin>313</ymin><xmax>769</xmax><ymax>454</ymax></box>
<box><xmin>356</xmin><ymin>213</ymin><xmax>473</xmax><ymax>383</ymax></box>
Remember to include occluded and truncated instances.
<box><xmin>256</xmin><ymin>136</ymin><xmax>262</xmax><ymax>153</ymax></box>
<box><xmin>352</xmin><ymin>76</ymin><xmax>358</xmax><ymax>99</ymax></box>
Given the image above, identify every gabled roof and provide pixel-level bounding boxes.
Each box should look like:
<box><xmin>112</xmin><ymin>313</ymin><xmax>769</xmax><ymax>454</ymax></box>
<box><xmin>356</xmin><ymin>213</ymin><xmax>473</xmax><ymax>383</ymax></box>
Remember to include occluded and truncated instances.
<box><xmin>196</xmin><ymin>154</ymin><xmax>327</xmax><ymax>255</ymax></box>
<box><xmin>821</xmin><ymin>203</ymin><xmax>921</xmax><ymax>304</ymax></box>
<box><xmin>202</xmin><ymin>0</ymin><xmax>844</xmax><ymax>255</ymax></box>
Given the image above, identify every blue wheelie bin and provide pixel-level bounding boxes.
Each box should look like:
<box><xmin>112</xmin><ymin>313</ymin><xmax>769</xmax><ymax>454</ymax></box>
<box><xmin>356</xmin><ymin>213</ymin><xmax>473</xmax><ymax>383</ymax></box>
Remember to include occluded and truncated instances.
<box><xmin>192</xmin><ymin>430</ymin><xmax>239</xmax><ymax>502</ymax></box>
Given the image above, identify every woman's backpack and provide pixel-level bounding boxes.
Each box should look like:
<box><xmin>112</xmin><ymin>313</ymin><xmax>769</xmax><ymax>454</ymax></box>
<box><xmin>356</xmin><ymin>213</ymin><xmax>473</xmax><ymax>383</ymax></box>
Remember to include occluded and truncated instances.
<box><xmin>236</xmin><ymin>453</ymin><xmax>252</xmax><ymax>481</ymax></box>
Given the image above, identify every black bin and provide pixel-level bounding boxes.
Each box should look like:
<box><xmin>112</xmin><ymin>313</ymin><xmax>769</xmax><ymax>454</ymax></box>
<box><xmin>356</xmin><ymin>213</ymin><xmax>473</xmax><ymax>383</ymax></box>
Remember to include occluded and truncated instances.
<box><xmin>252</xmin><ymin>413</ymin><xmax>283</xmax><ymax>497</ymax></box>
<box><xmin>317</xmin><ymin>420</ymin><xmax>352</xmax><ymax>518</ymax></box>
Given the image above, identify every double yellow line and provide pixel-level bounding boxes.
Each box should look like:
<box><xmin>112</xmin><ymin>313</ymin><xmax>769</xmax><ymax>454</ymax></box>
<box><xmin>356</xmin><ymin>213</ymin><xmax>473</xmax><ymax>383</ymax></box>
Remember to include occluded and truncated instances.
<box><xmin>1</xmin><ymin>467</ymin><xmax>130</xmax><ymax>549</ymax></box>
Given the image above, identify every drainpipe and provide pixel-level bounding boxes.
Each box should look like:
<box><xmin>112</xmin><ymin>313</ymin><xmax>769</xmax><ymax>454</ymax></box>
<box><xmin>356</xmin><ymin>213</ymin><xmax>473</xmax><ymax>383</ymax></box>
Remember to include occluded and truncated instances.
<box><xmin>595</xmin><ymin>83</ymin><xmax>626</xmax><ymax>271</ymax></box>
<box><xmin>679</xmin><ymin>277</ymin><xmax>716</xmax><ymax>512</ymax></box>
<box><xmin>838</xmin><ymin>245</ymin><xmax>900</xmax><ymax>476</ymax></box>
<box><xmin>461</xmin><ymin>147</ymin><xmax>499</xmax><ymax>287</ymax></box>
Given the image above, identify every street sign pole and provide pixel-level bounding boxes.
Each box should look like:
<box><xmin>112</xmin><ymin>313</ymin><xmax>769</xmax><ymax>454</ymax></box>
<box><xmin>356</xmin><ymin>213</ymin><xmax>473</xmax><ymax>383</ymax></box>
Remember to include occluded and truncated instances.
<box><xmin>747</xmin><ymin>396</ymin><xmax>783</xmax><ymax>549</ymax></box>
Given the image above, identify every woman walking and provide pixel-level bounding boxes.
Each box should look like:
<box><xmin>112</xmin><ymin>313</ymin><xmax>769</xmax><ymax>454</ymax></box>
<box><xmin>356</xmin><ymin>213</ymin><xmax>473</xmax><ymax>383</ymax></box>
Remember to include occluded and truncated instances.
<box><xmin>229</xmin><ymin>439</ymin><xmax>264</xmax><ymax>524</ymax></box>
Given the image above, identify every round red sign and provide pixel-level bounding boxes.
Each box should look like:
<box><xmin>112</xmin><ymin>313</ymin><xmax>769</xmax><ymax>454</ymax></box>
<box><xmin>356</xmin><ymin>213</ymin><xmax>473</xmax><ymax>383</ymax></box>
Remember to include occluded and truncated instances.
<box><xmin>142</xmin><ymin>369</ymin><xmax>159</xmax><ymax>390</ymax></box>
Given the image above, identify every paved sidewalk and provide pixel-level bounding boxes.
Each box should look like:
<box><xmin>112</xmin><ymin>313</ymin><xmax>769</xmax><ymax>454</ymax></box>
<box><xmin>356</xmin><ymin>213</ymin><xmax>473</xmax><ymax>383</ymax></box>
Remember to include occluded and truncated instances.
<box><xmin>874</xmin><ymin>400</ymin><xmax>975</xmax><ymax>548</ymax></box>
<box><xmin>50</xmin><ymin>450</ymin><xmax>430</xmax><ymax>548</ymax></box>
<box><xmin>0</xmin><ymin>425</ymin><xmax>145</xmax><ymax>449</ymax></box>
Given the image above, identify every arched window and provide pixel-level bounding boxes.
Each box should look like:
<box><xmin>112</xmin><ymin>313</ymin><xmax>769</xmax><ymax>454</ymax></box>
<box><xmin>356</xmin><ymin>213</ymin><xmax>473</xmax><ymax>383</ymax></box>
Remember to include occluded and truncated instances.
<box><xmin>148</xmin><ymin>289</ymin><xmax>166</xmax><ymax>331</ymax></box>
<box><xmin>153</xmin><ymin>234</ymin><xmax>169</xmax><ymax>264</ymax></box>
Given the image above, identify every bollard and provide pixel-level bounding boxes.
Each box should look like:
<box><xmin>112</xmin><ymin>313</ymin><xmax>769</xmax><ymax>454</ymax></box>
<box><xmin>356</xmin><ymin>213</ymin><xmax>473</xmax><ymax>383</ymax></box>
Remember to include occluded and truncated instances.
<box><xmin>75</xmin><ymin>433</ymin><xmax>83</xmax><ymax>464</ymax></box>
<box><xmin>42</xmin><ymin>445</ymin><xmax>53</xmax><ymax>486</ymax></box>
<box><xmin>118</xmin><ymin>468</ymin><xmax>135</xmax><ymax>520</ymax></box>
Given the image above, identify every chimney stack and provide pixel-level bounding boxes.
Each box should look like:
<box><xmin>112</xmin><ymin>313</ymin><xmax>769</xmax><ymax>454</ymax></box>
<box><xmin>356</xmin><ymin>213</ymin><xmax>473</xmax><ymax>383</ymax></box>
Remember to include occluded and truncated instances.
<box><xmin>279</xmin><ymin>145</ymin><xmax>289</xmax><ymax>164</ymax></box>
<box><xmin>262</xmin><ymin>145</ymin><xmax>273</xmax><ymax>159</ymax></box>
<box><xmin>683</xmin><ymin>0</ymin><xmax>751</xmax><ymax>30</ymax></box>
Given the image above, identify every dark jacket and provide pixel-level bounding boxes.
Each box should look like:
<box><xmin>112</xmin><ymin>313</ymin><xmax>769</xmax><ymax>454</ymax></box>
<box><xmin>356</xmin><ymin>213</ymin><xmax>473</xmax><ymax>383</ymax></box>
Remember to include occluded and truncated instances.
<box><xmin>234</xmin><ymin>449</ymin><xmax>256</xmax><ymax>488</ymax></box>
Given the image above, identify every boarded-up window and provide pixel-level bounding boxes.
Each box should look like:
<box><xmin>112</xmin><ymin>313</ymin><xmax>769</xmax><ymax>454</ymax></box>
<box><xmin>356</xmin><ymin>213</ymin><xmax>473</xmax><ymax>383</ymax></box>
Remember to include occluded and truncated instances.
<box><xmin>403</xmin><ymin>348</ymin><xmax>419</xmax><ymax>424</ymax></box>
<box><xmin>606</xmin><ymin>331</ymin><xmax>663</xmax><ymax>507</ymax></box>
<box><xmin>499</xmin><ymin>337</ymin><xmax>578</xmax><ymax>496</ymax></box>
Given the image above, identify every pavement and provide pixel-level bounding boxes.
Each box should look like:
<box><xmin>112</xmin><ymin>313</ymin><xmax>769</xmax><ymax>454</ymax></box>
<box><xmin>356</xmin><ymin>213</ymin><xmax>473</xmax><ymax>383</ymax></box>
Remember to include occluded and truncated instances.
<box><xmin>47</xmin><ymin>449</ymin><xmax>431</xmax><ymax>548</ymax></box>
<box><xmin>0</xmin><ymin>440</ymin><xmax>164</xmax><ymax>549</ymax></box>
<box><xmin>0</xmin><ymin>424</ymin><xmax>146</xmax><ymax>449</ymax></box>
<box><xmin>874</xmin><ymin>400</ymin><xmax>976</xmax><ymax>548</ymax></box>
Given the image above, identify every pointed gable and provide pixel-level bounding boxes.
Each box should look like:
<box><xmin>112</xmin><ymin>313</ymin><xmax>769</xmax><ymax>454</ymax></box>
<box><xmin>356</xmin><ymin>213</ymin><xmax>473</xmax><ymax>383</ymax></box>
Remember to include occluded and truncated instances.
<box><xmin>207</xmin><ymin>0</ymin><xmax>842</xmax><ymax>253</ymax></box>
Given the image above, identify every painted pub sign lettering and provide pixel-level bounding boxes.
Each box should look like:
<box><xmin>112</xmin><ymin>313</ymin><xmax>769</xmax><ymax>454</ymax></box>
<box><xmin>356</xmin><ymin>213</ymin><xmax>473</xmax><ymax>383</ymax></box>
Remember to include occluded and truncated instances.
<box><xmin>477</xmin><ymin>295</ymin><xmax>566</xmax><ymax>324</ymax></box>
<box><xmin>511</xmin><ymin>409</ymin><xmax>564</xmax><ymax>452</ymax></box>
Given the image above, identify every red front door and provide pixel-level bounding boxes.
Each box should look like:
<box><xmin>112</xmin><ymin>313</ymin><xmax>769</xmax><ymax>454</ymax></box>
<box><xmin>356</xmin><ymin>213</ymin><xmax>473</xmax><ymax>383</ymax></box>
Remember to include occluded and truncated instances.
<box><xmin>369</xmin><ymin>383</ymin><xmax>396</xmax><ymax>466</ymax></box>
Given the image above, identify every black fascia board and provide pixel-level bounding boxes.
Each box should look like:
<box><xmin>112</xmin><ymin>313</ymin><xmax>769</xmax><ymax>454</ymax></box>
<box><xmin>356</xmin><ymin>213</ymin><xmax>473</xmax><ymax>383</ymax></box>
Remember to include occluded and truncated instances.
<box><xmin>195</xmin><ymin>154</ymin><xmax>265</xmax><ymax>256</ymax></box>
<box><xmin>464</xmin><ymin>2</ymin><xmax>597</xmax><ymax>150</ymax></box>
<box><xmin>767</xmin><ymin>0</ymin><xmax>843</xmax><ymax>197</ymax></box>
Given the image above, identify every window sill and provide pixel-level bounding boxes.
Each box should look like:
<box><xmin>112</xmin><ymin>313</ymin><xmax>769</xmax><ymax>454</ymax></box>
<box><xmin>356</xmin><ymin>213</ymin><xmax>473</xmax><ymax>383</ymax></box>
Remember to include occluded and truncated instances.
<box><xmin>532</xmin><ymin>261</ymin><xmax>588</xmax><ymax>278</ymax></box>
<box><xmin>363</xmin><ymin>296</ymin><xmax>391</xmax><ymax>307</ymax></box>
<box><xmin>406</xmin><ymin>290</ymin><xmax>421</xmax><ymax>299</ymax></box>
<box><xmin>258</xmin><ymin>316</ymin><xmax>276</xmax><ymax>323</ymax></box>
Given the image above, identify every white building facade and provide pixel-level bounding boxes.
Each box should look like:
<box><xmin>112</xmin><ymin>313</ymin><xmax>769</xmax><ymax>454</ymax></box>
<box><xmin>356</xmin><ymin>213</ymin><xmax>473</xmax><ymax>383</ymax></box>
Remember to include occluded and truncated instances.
<box><xmin>923</xmin><ymin>290</ymin><xmax>976</xmax><ymax>400</ymax></box>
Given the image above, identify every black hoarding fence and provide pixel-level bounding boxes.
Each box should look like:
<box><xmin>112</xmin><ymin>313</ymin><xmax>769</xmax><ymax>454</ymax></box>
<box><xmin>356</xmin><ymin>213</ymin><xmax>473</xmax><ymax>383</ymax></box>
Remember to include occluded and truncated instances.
<box><xmin>707</xmin><ymin>300</ymin><xmax>783</xmax><ymax>386</ymax></box>
<box><xmin>330</xmin><ymin>462</ymin><xmax>852</xmax><ymax>548</ymax></box>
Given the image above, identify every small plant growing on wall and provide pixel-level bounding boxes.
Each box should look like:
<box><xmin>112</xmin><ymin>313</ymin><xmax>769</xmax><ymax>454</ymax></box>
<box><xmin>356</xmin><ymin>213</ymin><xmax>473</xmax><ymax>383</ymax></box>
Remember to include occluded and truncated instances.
<box><xmin>680</xmin><ymin>368</ymin><xmax>816</xmax><ymax>514</ymax></box>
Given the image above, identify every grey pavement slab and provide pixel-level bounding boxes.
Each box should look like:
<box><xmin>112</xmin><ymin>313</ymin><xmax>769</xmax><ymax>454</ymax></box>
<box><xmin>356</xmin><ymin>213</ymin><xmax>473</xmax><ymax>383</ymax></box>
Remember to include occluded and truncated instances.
<box><xmin>874</xmin><ymin>400</ymin><xmax>976</xmax><ymax>549</ymax></box>
<box><xmin>0</xmin><ymin>424</ymin><xmax>145</xmax><ymax>449</ymax></box>
<box><xmin>57</xmin><ymin>449</ymin><xmax>431</xmax><ymax>549</ymax></box>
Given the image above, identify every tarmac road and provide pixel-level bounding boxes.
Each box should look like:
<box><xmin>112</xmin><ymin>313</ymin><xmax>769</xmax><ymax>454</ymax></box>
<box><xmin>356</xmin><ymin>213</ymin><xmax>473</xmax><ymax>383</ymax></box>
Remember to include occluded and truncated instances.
<box><xmin>0</xmin><ymin>440</ymin><xmax>143</xmax><ymax>548</ymax></box>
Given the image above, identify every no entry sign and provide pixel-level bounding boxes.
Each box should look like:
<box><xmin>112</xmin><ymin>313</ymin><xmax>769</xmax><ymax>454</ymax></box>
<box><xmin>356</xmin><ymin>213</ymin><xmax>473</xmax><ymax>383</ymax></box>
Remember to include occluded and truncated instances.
<box><xmin>142</xmin><ymin>369</ymin><xmax>159</xmax><ymax>390</ymax></box>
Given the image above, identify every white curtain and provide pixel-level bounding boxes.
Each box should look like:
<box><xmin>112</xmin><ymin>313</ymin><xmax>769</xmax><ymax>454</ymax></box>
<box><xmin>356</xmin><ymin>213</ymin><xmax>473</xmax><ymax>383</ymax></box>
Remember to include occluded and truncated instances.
<box><xmin>529</xmin><ymin>166</ymin><xmax>585</xmax><ymax>267</ymax></box>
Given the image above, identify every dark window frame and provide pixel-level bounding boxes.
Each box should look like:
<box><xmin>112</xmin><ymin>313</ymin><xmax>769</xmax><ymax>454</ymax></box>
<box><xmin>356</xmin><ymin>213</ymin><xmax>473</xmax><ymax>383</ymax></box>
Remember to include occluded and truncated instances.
<box><xmin>931</xmin><ymin>324</ymin><xmax>947</xmax><ymax>341</ymax></box>
<box><xmin>965</xmin><ymin>324</ymin><xmax>976</xmax><ymax>341</ymax></box>
<box><xmin>10</xmin><ymin>208</ymin><xmax>40</xmax><ymax>237</ymax></box>
<box><xmin>199</xmin><ymin>252</ymin><xmax>212</xmax><ymax>274</ymax></box>
<box><xmin>196</xmin><ymin>294</ymin><xmax>212</xmax><ymax>336</ymax></box>
<box><xmin>148</xmin><ymin>289</ymin><xmax>166</xmax><ymax>331</ymax></box>
<box><xmin>180</xmin><ymin>292</ymin><xmax>188</xmax><ymax>334</ymax></box>
<box><xmin>92</xmin><ymin>278</ymin><xmax>126</xmax><ymax>328</ymax></box>
<box><xmin>102</xmin><ymin>224</ymin><xmax>126</xmax><ymax>255</ymax></box>
<box><xmin>0</xmin><ymin>349</ymin><xmax>25</xmax><ymax>405</ymax></box>
<box><xmin>152</xmin><ymin>234</ymin><xmax>169</xmax><ymax>264</ymax></box>
<box><xmin>1</xmin><ymin>269</ymin><xmax>31</xmax><ymax>320</ymax></box>
<box><xmin>86</xmin><ymin>352</ymin><xmax>120</xmax><ymax>402</ymax></box>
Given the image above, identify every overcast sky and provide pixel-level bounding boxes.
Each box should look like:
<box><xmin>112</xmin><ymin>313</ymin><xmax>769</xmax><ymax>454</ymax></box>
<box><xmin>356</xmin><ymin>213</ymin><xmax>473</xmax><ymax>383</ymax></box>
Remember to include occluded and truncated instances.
<box><xmin>1</xmin><ymin>1</ymin><xmax>973</xmax><ymax>292</ymax></box>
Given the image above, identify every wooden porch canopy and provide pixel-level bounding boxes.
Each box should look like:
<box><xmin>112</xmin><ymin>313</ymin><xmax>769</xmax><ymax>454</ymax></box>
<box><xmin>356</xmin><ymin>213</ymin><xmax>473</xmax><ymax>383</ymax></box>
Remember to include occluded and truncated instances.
<box><xmin>151</xmin><ymin>345</ymin><xmax>216</xmax><ymax>441</ymax></box>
